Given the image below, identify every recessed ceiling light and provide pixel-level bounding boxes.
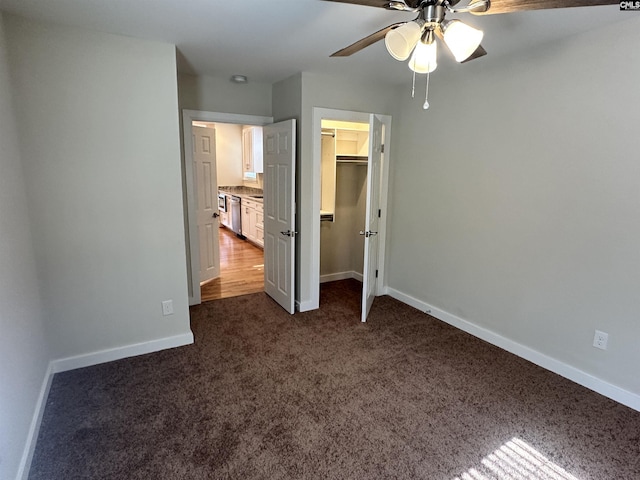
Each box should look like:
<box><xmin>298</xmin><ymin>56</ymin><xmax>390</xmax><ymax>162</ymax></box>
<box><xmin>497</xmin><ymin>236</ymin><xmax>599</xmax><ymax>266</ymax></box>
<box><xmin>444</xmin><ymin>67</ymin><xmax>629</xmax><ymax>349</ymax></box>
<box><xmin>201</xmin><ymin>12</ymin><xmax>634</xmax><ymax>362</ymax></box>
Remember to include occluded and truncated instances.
<box><xmin>230</xmin><ymin>74</ymin><xmax>248</xmax><ymax>84</ymax></box>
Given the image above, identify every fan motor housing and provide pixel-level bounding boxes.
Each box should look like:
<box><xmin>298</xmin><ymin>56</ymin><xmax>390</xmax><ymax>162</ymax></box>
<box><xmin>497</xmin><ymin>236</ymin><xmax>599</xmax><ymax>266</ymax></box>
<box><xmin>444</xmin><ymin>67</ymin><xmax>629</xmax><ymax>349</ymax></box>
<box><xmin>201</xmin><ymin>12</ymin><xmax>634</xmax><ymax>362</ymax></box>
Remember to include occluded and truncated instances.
<box><xmin>422</xmin><ymin>3</ymin><xmax>446</xmax><ymax>23</ymax></box>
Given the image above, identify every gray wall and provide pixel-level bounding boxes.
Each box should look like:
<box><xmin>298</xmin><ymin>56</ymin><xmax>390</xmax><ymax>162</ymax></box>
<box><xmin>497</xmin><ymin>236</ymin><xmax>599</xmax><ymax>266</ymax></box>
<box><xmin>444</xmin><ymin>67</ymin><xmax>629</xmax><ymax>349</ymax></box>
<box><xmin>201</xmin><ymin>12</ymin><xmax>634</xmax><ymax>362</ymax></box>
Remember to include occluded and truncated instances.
<box><xmin>387</xmin><ymin>17</ymin><xmax>640</xmax><ymax>396</ymax></box>
<box><xmin>320</xmin><ymin>163</ymin><xmax>367</xmax><ymax>278</ymax></box>
<box><xmin>178</xmin><ymin>73</ymin><xmax>272</xmax><ymax>117</ymax></box>
<box><xmin>5</xmin><ymin>15</ymin><xmax>192</xmax><ymax>360</ymax></box>
<box><xmin>0</xmin><ymin>13</ymin><xmax>50</xmax><ymax>480</ymax></box>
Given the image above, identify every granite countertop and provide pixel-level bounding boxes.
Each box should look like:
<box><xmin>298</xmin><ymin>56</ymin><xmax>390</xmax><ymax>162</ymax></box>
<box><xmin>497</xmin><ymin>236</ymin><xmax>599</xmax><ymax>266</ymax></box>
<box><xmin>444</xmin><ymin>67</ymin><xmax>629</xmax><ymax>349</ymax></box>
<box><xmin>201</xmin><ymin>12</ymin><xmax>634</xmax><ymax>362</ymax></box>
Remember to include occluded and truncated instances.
<box><xmin>219</xmin><ymin>186</ymin><xmax>263</xmax><ymax>202</ymax></box>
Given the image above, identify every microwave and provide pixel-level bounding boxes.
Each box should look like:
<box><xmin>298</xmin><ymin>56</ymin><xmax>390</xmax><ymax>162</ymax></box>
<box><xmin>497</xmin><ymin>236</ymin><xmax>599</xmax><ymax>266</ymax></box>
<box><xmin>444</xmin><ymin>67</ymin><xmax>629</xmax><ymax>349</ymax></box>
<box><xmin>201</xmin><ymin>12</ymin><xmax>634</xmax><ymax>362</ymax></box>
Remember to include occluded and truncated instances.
<box><xmin>217</xmin><ymin>193</ymin><xmax>227</xmax><ymax>213</ymax></box>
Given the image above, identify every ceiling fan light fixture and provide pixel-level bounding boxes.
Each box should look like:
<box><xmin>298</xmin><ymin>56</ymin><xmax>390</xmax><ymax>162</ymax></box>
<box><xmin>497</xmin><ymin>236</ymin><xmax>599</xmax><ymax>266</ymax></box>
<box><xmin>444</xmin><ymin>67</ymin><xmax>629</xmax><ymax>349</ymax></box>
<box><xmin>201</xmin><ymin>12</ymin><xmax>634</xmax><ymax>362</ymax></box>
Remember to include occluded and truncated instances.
<box><xmin>409</xmin><ymin>32</ymin><xmax>437</xmax><ymax>74</ymax></box>
<box><xmin>441</xmin><ymin>19</ymin><xmax>483</xmax><ymax>63</ymax></box>
<box><xmin>384</xmin><ymin>20</ymin><xmax>423</xmax><ymax>61</ymax></box>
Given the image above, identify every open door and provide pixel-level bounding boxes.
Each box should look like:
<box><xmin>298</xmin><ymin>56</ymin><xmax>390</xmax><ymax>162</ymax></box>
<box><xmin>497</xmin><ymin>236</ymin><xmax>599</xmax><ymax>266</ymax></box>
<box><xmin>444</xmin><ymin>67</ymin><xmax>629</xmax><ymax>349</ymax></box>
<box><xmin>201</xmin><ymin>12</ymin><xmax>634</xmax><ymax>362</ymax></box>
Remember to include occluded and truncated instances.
<box><xmin>263</xmin><ymin>119</ymin><xmax>296</xmax><ymax>314</ymax></box>
<box><xmin>193</xmin><ymin>125</ymin><xmax>220</xmax><ymax>284</ymax></box>
<box><xmin>361</xmin><ymin>114</ymin><xmax>383</xmax><ymax>322</ymax></box>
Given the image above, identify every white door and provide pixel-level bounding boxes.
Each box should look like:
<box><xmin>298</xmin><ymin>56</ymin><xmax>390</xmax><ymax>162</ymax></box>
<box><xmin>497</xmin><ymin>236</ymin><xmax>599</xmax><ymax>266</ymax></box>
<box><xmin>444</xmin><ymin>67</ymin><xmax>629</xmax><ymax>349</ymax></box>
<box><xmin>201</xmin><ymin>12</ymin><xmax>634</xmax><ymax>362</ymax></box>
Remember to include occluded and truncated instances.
<box><xmin>361</xmin><ymin>115</ymin><xmax>384</xmax><ymax>322</ymax></box>
<box><xmin>263</xmin><ymin>119</ymin><xmax>296</xmax><ymax>314</ymax></box>
<box><xmin>193</xmin><ymin>125</ymin><xmax>220</xmax><ymax>283</ymax></box>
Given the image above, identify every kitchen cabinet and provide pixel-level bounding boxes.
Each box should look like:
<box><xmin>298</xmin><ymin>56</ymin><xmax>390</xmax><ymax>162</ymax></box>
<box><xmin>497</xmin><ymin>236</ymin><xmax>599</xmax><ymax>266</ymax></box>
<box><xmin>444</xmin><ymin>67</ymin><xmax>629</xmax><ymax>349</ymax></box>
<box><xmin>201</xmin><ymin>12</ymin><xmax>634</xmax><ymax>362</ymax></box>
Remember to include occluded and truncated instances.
<box><xmin>242</xmin><ymin>126</ymin><xmax>263</xmax><ymax>174</ymax></box>
<box><xmin>219</xmin><ymin>210</ymin><xmax>229</xmax><ymax>228</ymax></box>
<box><xmin>242</xmin><ymin>198</ymin><xmax>264</xmax><ymax>248</ymax></box>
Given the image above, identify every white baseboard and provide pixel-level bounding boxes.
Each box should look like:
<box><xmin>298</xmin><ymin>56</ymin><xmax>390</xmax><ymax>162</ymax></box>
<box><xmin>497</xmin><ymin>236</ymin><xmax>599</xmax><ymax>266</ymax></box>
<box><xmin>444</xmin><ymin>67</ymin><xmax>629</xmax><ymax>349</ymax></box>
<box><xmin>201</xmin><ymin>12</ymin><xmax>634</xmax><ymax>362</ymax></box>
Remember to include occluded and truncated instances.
<box><xmin>18</xmin><ymin>331</ymin><xmax>194</xmax><ymax>479</ymax></box>
<box><xmin>16</xmin><ymin>362</ymin><xmax>54</xmax><ymax>480</ymax></box>
<box><xmin>320</xmin><ymin>271</ymin><xmax>363</xmax><ymax>283</ymax></box>
<box><xmin>385</xmin><ymin>287</ymin><xmax>640</xmax><ymax>413</ymax></box>
<box><xmin>51</xmin><ymin>331</ymin><xmax>194</xmax><ymax>373</ymax></box>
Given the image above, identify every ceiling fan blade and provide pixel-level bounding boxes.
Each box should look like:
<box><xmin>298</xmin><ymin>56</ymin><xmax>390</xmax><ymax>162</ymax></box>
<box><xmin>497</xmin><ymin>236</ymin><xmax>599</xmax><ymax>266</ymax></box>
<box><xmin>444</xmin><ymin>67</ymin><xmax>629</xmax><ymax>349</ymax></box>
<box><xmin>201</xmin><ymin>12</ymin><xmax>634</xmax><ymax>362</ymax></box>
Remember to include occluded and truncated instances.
<box><xmin>475</xmin><ymin>0</ymin><xmax>619</xmax><ymax>15</ymax></box>
<box><xmin>321</xmin><ymin>0</ymin><xmax>423</xmax><ymax>9</ymax></box>
<box><xmin>461</xmin><ymin>44</ymin><xmax>487</xmax><ymax>63</ymax></box>
<box><xmin>330</xmin><ymin>23</ymin><xmax>403</xmax><ymax>57</ymax></box>
<box><xmin>321</xmin><ymin>0</ymin><xmax>398</xmax><ymax>8</ymax></box>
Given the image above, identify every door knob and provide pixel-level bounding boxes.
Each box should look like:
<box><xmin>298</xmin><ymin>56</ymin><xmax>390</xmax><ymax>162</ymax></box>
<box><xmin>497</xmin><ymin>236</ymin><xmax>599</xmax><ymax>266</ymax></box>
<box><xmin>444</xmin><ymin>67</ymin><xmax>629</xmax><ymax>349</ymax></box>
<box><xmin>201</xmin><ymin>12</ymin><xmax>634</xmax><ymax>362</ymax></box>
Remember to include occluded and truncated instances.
<box><xmin>359</xmin><ymin>230</ymin><xmax>377</xmax><ymax>238</ymax></box>
<box><xmin>212</xmin><ymin>212</ymin><xmax>220</xmax><ymax>218</ymax></box>
<box><xmin>280</xmin><ymin>230</ymin><xmax>297</xmax><ymax>238</ymax></box>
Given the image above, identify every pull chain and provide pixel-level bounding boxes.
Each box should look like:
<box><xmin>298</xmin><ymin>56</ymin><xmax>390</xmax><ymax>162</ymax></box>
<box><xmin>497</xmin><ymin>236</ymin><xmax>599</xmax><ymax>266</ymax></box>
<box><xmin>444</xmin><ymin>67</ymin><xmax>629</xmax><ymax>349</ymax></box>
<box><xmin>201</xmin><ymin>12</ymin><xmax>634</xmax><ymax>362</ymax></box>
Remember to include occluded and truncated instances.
<box><xmin>411</xmin><ymin>66</ymin><xmax>416</xmax><ymax>98</ymax></box>
<box><xmin>423</xmin><ymin>71</ymin><xmax>430</xmax><ymax>110</ymax></box>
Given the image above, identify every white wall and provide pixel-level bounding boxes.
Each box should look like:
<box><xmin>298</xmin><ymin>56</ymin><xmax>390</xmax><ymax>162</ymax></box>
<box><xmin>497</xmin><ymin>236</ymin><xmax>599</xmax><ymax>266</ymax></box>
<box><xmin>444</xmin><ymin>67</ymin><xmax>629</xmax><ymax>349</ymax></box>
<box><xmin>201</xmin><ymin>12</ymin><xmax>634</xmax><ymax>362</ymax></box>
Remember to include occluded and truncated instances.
<box><xmin>0</xmin><ymin>13</ymin><xmax>50</xmax><ymax>480</ymax></box>
<box><xmin>387</xmin><ymin>17</ymin><xmax>640</xmax><ymax>399</ymax></box>
<box><xmin>5</xmin><ymin>15</ymin><xmax>192</xmax><ymax>360</ymax></box>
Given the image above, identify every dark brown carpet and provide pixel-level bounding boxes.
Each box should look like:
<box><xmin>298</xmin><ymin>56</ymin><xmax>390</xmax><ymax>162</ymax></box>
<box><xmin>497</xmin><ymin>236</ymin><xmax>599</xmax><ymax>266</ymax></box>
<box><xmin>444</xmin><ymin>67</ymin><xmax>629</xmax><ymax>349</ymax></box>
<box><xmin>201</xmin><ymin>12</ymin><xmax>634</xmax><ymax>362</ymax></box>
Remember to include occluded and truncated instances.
<box><xmin>29</xmin><ymin>280</ymin><xmax>640</xmax><ymax>479</ymax></box>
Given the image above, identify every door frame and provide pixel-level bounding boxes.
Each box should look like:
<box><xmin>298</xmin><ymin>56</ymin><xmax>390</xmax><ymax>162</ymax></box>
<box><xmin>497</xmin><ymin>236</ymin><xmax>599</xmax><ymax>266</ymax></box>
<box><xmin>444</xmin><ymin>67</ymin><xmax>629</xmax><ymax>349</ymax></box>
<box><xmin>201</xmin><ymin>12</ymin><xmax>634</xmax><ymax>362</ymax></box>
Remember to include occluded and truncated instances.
<box><xmin>309</xmin><ymin>107</ymin><xmax>392</xmax><ymax>311</ymax></box>
<box><xmin>182</xmin><ymin>109</ymin><xmax>273</xmax><ymax>305</ymax></box>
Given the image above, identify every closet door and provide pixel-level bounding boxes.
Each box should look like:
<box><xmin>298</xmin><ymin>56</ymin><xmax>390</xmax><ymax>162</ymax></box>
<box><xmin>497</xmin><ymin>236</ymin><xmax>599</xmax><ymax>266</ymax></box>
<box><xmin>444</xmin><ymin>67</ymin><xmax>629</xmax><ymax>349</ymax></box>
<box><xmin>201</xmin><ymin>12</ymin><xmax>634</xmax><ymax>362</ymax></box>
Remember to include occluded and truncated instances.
<box><xmin>361</xmin><ymin>114</ymin><xmax>383</xmax><ymax>322</ymax></box>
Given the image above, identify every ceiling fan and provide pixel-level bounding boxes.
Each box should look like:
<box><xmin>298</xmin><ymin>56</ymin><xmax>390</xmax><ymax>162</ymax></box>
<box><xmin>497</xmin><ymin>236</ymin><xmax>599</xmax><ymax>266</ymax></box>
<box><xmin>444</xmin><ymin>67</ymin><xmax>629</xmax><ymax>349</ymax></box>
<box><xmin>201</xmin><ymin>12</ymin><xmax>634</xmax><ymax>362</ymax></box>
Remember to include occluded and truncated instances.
<box><xmin>323</xmin><ymin>0</ymin><xmax>618</xmax><ymax>108</ymax></box>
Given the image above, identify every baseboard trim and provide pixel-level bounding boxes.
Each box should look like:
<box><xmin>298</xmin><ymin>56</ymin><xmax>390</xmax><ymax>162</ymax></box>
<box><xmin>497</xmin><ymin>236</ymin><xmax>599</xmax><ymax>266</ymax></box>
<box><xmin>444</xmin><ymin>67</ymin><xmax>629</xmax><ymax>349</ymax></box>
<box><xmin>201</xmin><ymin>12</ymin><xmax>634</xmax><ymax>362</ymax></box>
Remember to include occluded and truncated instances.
<box><xmin>320</xmin><ymin>271</ymin><xmax>363</xmax><ymax>283</ymax></box>
<box><xmin>17</xmin><ymin>331</ymin><xmax>194</xmax><ymax>479</ymax></box>
<box><xmin>385</xmin><ymin>287</ymin><xmax>640</xmax><ymax>413</ymax></box>
<box><xmin>51</xmin><ymin>331</ymin><xmax>194</xmax><ymax>374</ymax></box>
<box><xmin>16</xmin><ymin>362</ymin><xmax>54</xmax><ymax>480</ymax></box>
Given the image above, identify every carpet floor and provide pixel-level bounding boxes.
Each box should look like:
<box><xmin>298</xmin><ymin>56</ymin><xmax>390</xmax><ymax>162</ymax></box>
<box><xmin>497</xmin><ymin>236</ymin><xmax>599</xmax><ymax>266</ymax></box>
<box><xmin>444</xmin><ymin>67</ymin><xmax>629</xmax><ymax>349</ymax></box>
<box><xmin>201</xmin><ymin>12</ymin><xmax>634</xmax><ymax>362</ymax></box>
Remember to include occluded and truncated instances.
<box><xmin>29</xmin><ymin>280</ymin><xmax>640</xmax><ymax>479</ymax></box>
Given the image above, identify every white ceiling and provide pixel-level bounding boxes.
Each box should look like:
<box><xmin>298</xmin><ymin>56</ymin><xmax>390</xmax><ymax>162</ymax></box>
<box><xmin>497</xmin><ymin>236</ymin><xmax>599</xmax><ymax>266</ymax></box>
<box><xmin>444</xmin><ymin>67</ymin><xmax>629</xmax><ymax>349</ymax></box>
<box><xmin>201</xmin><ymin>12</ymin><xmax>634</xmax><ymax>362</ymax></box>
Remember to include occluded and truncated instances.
<box><xmin>0</xmin><ymin>0</ymin><xmax>626</xmax><ymax>85</ymax></box>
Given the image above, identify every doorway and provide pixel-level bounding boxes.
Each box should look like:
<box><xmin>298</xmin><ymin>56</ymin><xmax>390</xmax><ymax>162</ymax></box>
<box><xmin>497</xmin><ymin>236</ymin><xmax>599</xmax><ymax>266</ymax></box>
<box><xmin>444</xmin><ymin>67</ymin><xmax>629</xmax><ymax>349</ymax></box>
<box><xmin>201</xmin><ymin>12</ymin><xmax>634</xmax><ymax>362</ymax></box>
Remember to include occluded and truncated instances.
<box><xmin>182</xmin><ymin>110</ymin><xmax>273</xmax><ymax>306</ymax></box>
<box><xmin>319</xmin><ymin>119</ymin><xmax>369</xmax><ymax>285</ymax></box>
<box><xmin>311</xmin><ymin>108</ymin><xmax>391</xmax><ymax>321</ymax></box>
<box><xmin>192</xmin><ymin>120</ymin><xmax>265</xmax><ymax>302</ymax></box>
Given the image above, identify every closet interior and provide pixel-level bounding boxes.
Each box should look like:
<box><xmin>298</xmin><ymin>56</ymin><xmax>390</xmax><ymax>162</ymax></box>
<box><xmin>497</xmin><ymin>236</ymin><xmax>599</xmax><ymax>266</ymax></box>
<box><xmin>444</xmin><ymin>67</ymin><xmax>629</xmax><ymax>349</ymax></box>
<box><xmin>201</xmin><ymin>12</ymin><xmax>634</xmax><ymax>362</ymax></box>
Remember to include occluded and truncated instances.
<box><xmin>320</xmin><ymin>120</ymin><xmax>370</xmax><ymax>284</ymax></box>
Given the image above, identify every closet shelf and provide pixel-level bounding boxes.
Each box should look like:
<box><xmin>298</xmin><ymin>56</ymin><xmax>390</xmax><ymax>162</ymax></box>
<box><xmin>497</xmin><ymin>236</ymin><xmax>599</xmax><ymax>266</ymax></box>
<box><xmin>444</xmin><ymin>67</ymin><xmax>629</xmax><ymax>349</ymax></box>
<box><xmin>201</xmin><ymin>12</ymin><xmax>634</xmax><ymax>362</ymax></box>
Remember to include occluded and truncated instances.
<box><xmin>321</xmin><ymin>211</ymin><xmax>334</xmax><ymax>222</ymax></box>
<box><xmin>336</xmin><ymin>155</ymin><xmax>367</xmax><ymax>165</ymax></box>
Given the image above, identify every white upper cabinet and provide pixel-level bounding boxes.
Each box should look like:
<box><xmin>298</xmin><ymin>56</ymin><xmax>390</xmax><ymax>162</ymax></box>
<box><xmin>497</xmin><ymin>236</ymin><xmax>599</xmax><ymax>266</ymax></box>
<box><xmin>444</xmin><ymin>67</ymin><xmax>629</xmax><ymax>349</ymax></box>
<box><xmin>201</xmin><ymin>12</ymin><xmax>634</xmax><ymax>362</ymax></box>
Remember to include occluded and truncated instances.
<box><xmin>242</xmin><ymin>126</ymin><xmax>263</xmax><ymax>174</ymax></box>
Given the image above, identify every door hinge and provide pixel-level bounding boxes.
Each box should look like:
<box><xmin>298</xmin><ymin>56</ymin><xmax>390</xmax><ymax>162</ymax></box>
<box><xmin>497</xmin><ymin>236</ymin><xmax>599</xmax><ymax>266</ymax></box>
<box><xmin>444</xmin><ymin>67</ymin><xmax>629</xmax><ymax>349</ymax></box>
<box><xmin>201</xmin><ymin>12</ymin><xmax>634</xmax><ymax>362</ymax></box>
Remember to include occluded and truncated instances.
<box><xmin>377</xmin><ymin>209</ymin><xmax>381</xmax><ymax>218</ymax></box>
<box><xmin>375</xmin><ymin>270</ymin><xmax>378</xmax><ymax>278</ymax></box>
<box><xmin>381</xmin><ymin>144</ymin><xmax>385</xmax><ymax>153</ymax></box>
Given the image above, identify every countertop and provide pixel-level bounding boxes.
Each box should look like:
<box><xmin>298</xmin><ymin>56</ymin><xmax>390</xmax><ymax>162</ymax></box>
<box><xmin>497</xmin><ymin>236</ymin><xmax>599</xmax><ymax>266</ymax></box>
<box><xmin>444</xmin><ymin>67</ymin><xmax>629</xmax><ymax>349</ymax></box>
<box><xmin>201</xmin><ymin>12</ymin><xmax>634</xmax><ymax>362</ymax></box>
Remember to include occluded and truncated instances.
<box><xmin>219</xmin><ymin>186</ymin><xmax>263</xmax><ymax>203</ymax></box>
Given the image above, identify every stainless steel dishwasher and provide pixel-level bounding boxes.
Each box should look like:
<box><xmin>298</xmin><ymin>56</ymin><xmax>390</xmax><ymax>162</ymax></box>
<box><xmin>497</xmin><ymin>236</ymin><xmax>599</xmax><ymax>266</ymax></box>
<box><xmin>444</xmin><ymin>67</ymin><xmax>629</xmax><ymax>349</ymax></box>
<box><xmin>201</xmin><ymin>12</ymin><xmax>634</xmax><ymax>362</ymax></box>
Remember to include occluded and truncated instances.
<box><xmin>230</xmin><ymin>195</ymin><xmax>243</xmax><ymax>236</ymax></box>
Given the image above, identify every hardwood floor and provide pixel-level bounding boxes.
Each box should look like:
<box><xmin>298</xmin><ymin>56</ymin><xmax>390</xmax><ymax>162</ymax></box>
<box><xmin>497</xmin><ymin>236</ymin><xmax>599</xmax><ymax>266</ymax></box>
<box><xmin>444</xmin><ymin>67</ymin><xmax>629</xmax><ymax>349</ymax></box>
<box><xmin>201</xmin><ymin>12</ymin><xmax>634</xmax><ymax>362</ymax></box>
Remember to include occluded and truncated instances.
<box><xmin>200</xmin><ymin>226</ymin><xmax>264</xmax><ymax>302</ymax></box>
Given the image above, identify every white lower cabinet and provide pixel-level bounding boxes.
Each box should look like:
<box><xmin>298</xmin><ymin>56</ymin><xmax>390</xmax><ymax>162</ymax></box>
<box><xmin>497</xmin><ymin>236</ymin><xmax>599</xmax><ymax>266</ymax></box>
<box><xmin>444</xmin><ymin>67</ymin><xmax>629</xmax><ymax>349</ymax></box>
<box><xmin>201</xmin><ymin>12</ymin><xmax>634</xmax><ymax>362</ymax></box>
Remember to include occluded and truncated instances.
<box><xmin>242</xmin><ymin>198</ymin><xmax>264</xmax><ymax>248</ymax></box>
<box><xmin>255</xmin><ymin>210</ymin><xmax>264</xmax><ymax>247</ymax></box>
<box><xmin>219</xmin><ymin>210</ymin><xmax>230</xmax><ymax>229</ymax></box>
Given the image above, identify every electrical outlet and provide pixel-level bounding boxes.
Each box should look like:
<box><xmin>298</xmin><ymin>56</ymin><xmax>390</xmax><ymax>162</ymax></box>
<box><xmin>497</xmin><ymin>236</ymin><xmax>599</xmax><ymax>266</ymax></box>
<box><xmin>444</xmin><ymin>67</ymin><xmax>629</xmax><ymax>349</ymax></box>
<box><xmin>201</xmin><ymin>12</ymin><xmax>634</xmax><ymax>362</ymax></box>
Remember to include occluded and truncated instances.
<box><xmin>161</xmin><ymin>300</ymin><xmax>174</xmax><ymax>316</ymax></box>
<box><xmin>593</xmin><ymin>330</ymin><xmax>608</xmax><ymax>350</ymax></box>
